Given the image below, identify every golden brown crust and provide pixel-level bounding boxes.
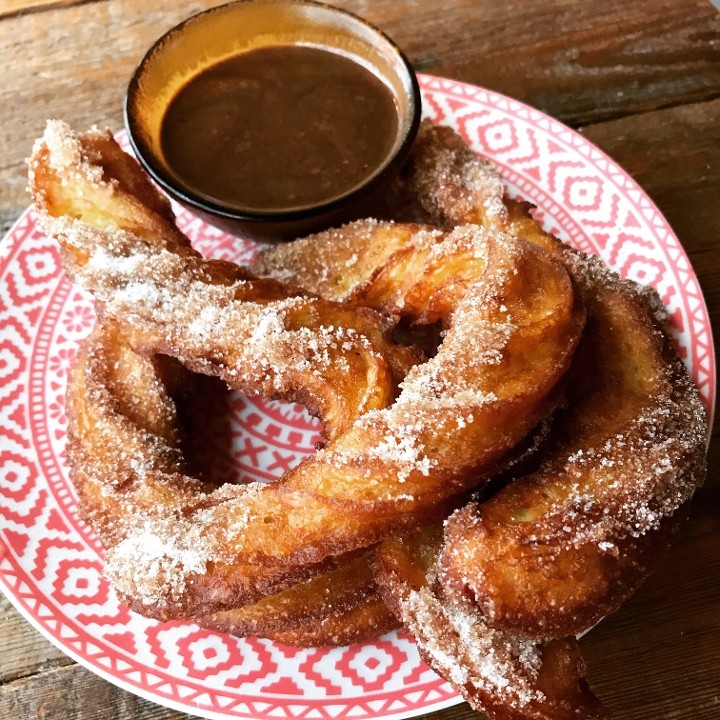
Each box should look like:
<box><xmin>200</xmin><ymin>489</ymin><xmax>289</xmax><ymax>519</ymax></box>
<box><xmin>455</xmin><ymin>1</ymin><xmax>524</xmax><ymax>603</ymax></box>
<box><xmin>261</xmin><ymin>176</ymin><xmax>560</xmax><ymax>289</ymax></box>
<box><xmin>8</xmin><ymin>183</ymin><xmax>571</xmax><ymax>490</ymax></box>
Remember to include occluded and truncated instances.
<box><xmin>67</xmin><ymin>320</ymin><xmax>396</xmax><ymax>646</ymax></box>
<box><xmin>260</xmin><ymin>120</ymin><xmax>707</xmax><ymax>712</ymax></box>
<box><xmin>438</xmin><ymin>253</ymin><xmax>707</xmax><ymax>639</ymax></box>
<box><xmin>254</xmin><ymin>219</ymin><xmax>438</xmax><ymax>301</ymax></box>
<box><xmin>31</xmin><ymin>121</ymin><xmax>582</xmax><ymax>622</ymax></box>
<box><xmin>373</xmin><ymin>530</ymin><xmax>607</xmax><ymax>720</ymax></box>
<box><xmin>198</xmin><ymin>551</ymin><xmax>399</xmax><ymax>646</ymax></box>
<box><xmin>401</xmin><ymin>122</ymin><xmax>707</xmax><ymax>640</ymax></box>
<box><xmin>408</xmin><ymin>120</ymin><xmax>508</xmax><ymax>229</ymax></box>
<box><xmin>258</xmin><ymin>593</ymin><xmax>399</xmax><ymax>647</ymax></box>
<box><xmin>407</xmin><ymin>119</ymin><xmax>564</xmax><ymax>259</ymax></box>
<box><xmin>28</xmin><ymin>116</ymin><xmax>707</xmax><ymax>716</ymax></box>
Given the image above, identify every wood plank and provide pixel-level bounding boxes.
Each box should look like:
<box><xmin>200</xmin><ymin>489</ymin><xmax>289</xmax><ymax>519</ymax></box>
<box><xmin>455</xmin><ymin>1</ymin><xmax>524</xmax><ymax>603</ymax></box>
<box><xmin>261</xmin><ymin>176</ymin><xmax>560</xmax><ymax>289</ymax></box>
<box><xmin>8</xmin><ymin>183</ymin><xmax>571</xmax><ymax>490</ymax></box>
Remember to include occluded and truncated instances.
<box><xmin>0</xmin><ymin>0</ymin><xmax>95</xmax><ymax>21</ymax></box>
<box><xmin>580</xmin><ymin>487</ymin><xmax>720</xmax><ymax>718</ymax></box>
<box><xmin>0</xmin><ymin>663</ymin><xmax>184</xmax><ymax>719</ymax></box>
<box><xmin>0</xmin><ymin>595</ymin><xmax>72</xmax><ymax>683</ymax></box>
<box><xmin>578</xmin><ymin>99</ymin><xmax>720</xmax><ymax>719</ymax></box>
<box><xmin>389</xmin><ymin>0</ymin><xmax>720</xmax><ymax>125</ymax></box>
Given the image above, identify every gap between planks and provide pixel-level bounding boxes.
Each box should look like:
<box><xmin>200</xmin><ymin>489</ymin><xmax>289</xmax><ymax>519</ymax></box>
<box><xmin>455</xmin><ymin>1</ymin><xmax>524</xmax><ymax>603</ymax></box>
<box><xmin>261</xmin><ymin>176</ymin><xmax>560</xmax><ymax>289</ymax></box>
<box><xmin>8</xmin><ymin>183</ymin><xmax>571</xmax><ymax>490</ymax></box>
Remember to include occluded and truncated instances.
<box><xmin>0</xmin><ymin>0</ymin><xmax>105</xmax><ymax>22</ymax></box>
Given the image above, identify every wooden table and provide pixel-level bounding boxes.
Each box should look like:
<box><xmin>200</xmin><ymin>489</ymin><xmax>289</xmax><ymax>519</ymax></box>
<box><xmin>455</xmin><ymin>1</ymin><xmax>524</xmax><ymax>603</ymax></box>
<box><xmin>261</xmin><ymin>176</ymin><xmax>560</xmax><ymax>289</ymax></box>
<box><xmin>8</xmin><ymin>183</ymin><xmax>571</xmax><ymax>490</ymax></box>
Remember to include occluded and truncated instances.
<box><xmin>1</xmin><ymin>1</ymin><xmax>718</xmax><ymax>718</ymax></box>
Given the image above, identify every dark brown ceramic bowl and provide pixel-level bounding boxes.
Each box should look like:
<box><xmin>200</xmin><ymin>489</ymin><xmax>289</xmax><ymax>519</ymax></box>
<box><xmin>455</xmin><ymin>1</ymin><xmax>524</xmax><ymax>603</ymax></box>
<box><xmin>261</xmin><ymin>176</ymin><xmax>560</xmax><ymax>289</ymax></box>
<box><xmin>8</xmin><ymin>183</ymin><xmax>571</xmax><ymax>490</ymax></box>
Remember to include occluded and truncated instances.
<box><xmin>125</xmin><ymin>0</ymin><xmax>421</xmax><ymax>241</ymax></box>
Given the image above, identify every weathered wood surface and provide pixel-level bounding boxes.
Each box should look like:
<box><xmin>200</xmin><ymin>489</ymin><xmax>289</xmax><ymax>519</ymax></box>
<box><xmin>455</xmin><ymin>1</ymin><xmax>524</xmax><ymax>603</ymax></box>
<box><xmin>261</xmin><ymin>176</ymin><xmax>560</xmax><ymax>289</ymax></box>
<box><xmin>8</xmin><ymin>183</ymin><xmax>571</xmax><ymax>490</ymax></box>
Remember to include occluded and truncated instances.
<box><xmin>1</xmin><ymin>0</ymin><xmax>718</xmax><ymax>719</ymax></box>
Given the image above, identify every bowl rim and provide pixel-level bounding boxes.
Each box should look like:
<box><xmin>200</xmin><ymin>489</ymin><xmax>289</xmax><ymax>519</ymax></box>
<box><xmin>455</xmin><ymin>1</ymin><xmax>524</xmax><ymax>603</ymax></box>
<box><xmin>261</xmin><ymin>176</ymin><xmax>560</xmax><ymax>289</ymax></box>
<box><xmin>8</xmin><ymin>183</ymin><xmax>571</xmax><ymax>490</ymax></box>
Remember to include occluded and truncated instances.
<box><xmin>124</xmin><ymin>0</ymin><xmax>422</xmax><ymax>224</ymax></box>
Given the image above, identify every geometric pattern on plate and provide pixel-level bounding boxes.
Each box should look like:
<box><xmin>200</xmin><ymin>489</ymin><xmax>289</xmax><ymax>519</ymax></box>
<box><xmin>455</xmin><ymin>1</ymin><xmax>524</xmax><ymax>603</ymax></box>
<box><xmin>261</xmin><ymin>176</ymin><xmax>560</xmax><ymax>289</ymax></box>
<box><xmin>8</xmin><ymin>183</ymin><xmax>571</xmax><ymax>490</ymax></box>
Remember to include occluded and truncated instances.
<box><xmin>0</xmin><ymin>74</ymin><xmax>714</xmax><ymax>720</ymax></box>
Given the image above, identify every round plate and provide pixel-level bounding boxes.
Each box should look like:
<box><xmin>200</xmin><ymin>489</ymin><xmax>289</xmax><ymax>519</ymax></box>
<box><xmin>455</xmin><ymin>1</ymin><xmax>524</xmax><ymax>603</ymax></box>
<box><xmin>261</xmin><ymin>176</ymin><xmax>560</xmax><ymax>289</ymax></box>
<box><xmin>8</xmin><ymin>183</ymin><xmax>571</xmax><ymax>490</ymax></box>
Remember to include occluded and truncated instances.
<box><xmin>0</xmin><ymin>75</ymin><xmax>715</xmax><ymax>720</ymax></box>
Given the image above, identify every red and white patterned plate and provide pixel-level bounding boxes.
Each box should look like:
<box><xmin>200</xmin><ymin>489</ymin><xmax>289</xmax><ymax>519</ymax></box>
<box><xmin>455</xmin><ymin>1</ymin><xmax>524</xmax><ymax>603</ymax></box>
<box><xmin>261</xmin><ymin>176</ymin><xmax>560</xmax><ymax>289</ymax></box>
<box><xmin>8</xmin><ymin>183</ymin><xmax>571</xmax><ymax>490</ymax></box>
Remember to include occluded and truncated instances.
<box><xmin>0</xmin><ymin>75</ymin><xmax>715</xmax><ymax>720</ymax></box>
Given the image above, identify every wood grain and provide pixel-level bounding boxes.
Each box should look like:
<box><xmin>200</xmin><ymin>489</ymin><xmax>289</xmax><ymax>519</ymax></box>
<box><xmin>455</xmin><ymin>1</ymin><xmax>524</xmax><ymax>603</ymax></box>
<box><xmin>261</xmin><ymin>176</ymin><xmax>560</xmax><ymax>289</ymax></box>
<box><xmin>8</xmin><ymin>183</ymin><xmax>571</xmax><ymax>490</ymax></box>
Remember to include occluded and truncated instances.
<box><xmin>0</xmin><ymin>594</ymin><xmax>72</xmax><ymax>684</ymax></box>
<box><xmin>0</xmin><ymin>0</ymin><xmax>92</xmax><ymax>21</ymax></box>
<box><xmin>1</xmin><ymin>0</ymin><xmax>718</xmax><ymax>718</ymax></box>
<box><xmin>0</xmin><ymin>660</ymin><xmax>183</xmax><ymax>720</ymax></box>
<box><xmin>581</xmin><ymin>484</ymin><xmax>720</xmax><ymax>717</ymax></box>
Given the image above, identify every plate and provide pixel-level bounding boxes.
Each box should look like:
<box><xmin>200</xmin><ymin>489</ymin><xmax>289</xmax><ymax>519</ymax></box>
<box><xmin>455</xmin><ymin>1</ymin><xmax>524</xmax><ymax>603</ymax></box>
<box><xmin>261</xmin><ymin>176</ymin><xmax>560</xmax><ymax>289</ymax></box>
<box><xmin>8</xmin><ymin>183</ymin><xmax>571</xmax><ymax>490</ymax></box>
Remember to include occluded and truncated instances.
<box><xmin>0</xmin><ymin>74</ymin><xmax>715</xmax><ymax>720</ymax></box>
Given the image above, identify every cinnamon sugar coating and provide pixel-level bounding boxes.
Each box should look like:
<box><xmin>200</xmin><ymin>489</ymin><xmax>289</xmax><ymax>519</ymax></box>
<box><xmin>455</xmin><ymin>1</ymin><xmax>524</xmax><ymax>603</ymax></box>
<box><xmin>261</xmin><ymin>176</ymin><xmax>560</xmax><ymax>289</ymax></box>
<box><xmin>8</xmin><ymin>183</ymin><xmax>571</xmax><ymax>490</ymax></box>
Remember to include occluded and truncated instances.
<box><xmin>27</xmin><ymin>117</ymin><xmax>707</xmax><ymax>718</ymax></box>
<box><xmin>30</xmin><ymin>121</ymin><xmax>582</xmax><ymax>622</ymax></box>
<box><xmin>257</xmin><ymin>121</ymin><xmax>707</xmax><ymax>718</ymax></box>
<box><xmin>373</xmin><ymin>529</ymin><xmax>606</xmax><ymax>720</ymax></box>
<box><xmin>438</xmin><ymin>250</ymin><xmax>707</xmax><ymax>639</ymax></box>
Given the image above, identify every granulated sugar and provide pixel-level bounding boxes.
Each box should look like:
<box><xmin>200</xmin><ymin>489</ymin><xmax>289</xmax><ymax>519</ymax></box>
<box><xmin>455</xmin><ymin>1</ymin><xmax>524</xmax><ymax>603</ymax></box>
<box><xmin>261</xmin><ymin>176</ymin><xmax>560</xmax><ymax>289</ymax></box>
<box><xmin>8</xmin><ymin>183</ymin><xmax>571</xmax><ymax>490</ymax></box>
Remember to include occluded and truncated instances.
<box><xmin>105</xmin><ymin>513</ymin><xmax>210</xmax><ymax>606</ymax></box>
<box><xmin>401</xmin><ymin>586</ymin><xmax>545</xmax><ymax>710</ymax></box>
<box><xmin>411</xmin><ymin>120</ymin><xmax>507</xmax><ymax>228</ymax></box>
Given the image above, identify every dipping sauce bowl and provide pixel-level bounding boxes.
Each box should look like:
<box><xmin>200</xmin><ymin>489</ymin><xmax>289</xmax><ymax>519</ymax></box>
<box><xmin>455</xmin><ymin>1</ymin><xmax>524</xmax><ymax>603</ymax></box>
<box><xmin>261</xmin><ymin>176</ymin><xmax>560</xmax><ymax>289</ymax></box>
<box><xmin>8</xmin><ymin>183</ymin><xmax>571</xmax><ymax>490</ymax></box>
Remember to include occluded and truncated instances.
<box><xmin>125</xmin><ymin>0</ymin><xmax>421</xmax><ymax>241</ymax></box>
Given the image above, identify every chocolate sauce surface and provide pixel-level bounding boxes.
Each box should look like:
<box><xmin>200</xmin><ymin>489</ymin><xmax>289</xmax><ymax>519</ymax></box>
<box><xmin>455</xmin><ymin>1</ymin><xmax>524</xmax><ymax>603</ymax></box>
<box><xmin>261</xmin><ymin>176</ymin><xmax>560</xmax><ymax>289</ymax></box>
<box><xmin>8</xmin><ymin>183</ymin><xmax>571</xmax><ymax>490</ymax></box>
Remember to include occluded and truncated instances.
<box><xmin>160</xmin><ymin>44</ymin><xmax>399</xmax><ymax>212</ymax></box>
